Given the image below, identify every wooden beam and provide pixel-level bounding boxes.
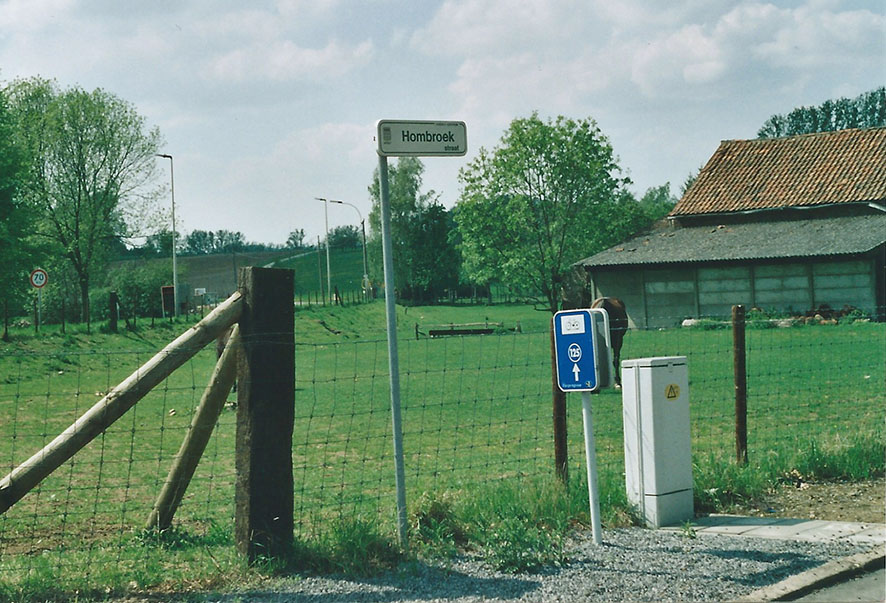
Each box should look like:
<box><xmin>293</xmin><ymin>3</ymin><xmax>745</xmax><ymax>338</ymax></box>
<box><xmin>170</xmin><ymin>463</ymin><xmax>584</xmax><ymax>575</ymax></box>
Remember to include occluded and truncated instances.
<box><xmin>0</xmin><ymin>292</ymin><xmax>243</xmax><ymax>515</ymax></box>
<box><xmin>146</xmin><ymin>325</ymin><xmax>240</xmax><ymax>531</ymax></box>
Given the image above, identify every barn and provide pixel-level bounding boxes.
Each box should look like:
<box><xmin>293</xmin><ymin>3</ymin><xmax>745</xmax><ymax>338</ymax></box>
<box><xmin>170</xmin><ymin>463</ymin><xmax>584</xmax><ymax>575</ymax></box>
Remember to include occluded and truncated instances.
<box><xmin>574</xmin><ymin>127</ymin><xmax>886</xmax><ymax>328</ymax></box>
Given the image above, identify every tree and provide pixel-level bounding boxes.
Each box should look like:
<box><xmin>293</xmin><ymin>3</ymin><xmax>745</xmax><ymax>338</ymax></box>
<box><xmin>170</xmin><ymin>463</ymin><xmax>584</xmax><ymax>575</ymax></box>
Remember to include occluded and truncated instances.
<box><xmin>286</xmin><ymin>228</ymin><xmax>307</xmax><ymax>250</ymax></box>
<box><xmin>0</xmin><ymin>85</ymin><xmax>40</xmax><ymax>318</ymax></box>
<box><xmin>638</xmin><ymin>183</ymin><xmax>677</xmax><ymax>222</ymax></box>
<box><xmin>213</xmin><ymin>229</ymin><xmax>245</xmax><ymax>253</ymax></box>
<box><xmin>182</xmin><ymin>229</ymin><xmax>245</xmax><ymax>255</ymax></box>
<box><xmin>368</xmin><ymin>157</ymin><xmax>458</xmax><ymax>300</ymax></box>
<box><xmin>407</xmin><ymin>203</ymin><xmax>460</xmax><ymax>301</ymax></box>
<box><xmin>184</xmin><ymin>229</ymin><xmax>216</xmax><ymax>255</ymax></box>
<box><xmin>757</xmin><ymin>87</ymin><xmax>885</xmax><ymax>138</ymax></box>
<box><xmin>326</xmin><ymin>224</ymin><xmax>360</xmax><ymax>249</ymax></box>
<box><xmin>143</xmin><ymin>229</ymin><xmax>178</xmax><ymax>257</ymax></box>
<box><xmin>455</xmin><ymin>113</ymin><xmax>641</xmax><ymax>483</ymax></box>
<box><xmin>8</xmin><ymin>78</ymin><xmax>163</xmax><ymax>323</ymax></box>
<box><xmin>454</xmin><ymin>113</ymin><xmax>639</xmax><ymax>314</ymax></box>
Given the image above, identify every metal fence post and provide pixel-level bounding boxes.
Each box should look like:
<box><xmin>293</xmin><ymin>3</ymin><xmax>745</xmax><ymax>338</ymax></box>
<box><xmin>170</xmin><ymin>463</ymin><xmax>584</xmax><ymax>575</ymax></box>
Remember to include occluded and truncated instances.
<box><xmin>732</xmin><ymin>304</ymin><xmax>748</xmax><ymax>465</ymax></box>
<box><xmin>235</xmin><ymin>266</ymin><xmax>295</xmax><ymax>562</ymax></box>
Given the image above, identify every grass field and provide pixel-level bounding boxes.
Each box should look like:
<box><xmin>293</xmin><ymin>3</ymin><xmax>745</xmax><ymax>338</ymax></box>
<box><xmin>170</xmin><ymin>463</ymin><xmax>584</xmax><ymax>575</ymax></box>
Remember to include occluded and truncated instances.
<box><xmin>274</xmin><ymin>247</ymin><xmax>368</xmax><ymax>299</ymax></box>
<box><xmin>0</xmin><ymin>302</ymin><xmax>883</xmax><ymax>597</ymax></box>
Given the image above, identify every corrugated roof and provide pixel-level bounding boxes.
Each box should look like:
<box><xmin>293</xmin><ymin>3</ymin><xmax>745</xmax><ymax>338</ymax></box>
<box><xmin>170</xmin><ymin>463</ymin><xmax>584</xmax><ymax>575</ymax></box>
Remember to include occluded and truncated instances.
<box><xmin>671</xmin><ymin>128</ymin><xmax>886</xmax><ymax>216</ymax></box>
<box><xmin>575</xmin><ymin>214</ymin><xmax>886</xmax><ymax>267</ymax></box>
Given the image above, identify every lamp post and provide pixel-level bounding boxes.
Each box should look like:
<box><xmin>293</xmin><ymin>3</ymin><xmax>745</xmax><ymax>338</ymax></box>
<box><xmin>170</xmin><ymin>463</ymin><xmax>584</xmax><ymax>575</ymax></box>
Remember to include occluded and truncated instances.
<box><xmin>314</xmin><ymin>197</ymin><xmax>332</xmax><ymax>304</ymax></box>
<box><xmin>157</xmin><ymin>153</ymin><xmax>179</xmax><ymax>317</ymax></box>
<box><xmin>325</xmin><ymin>198</ymin><xmax>368</xmax><ymax>294</ymax></box>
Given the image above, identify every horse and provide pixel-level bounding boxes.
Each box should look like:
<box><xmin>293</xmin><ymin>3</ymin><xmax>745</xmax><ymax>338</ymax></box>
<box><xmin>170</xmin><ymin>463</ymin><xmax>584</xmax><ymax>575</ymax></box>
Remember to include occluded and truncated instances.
<box><xmin>591</xmin><ymin>297</ymin><xmax>628</xmax><ymax>388</ymax></box>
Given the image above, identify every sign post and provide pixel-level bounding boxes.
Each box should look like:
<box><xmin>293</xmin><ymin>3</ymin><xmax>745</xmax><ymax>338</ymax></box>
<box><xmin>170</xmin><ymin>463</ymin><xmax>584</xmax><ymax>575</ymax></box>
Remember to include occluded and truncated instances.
<box><xmin>376</xmin><ymin>119</ymin><xmax>466</xmax><ymax>548</ymax></box>
<box><xmin>553</xmin><ymin>308</ymin><xmax>612</xmax><ymax>545</ymax></box>
<box><xmin>29</xmin><ymin>269</ymin><xmax>48</xmax><ymax>333</ymax></box>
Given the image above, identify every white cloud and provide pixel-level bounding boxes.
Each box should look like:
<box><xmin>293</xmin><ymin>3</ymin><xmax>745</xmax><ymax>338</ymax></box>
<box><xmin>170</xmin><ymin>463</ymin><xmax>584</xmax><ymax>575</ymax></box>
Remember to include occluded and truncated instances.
<box><xmin>410</xmin><ymin>0</ymin><xmax>585</xmax><ymax>58</ymax></box>
<box><xmin>754</xmin><ymin>5</ymin><xmax>885</xmax><ymax>68</ymax></box>
<box><xmin>0</xmin><ymin>0</ymin><xmax>73</xmax><ymax>32</ymax></box>
<box><xmin>208</xmin><ymin>39</ymin><xmax>374</xmax><ymax>82</ymax></box>
<box><xmin>631</xmin><ymin>24</ymin><xmax>725</xmax><ymax>95</ymax></box>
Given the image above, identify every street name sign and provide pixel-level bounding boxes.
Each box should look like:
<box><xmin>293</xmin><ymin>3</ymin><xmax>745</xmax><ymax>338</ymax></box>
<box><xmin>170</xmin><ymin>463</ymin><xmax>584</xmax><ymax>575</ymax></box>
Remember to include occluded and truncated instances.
<box><xmin>377</xmin><ymin>120</ymin><xmax>467</xmax><ymax>157</ymax></box>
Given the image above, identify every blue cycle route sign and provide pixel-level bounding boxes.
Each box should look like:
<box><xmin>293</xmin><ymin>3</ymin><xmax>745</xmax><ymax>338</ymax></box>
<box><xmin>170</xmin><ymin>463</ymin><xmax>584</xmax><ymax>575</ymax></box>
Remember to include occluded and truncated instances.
<box><xmin>553</xmin><ymin>309</ymin><xmax>599</xmax><ymax>392</ymax></box>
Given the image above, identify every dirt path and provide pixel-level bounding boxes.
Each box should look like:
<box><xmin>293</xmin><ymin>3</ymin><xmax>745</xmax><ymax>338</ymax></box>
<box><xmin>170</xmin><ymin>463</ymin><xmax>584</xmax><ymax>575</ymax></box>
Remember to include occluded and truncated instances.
<box><xmin>738</xmin><ymin>477</ymin><xmax>885</xmax><ymax>523</ymax></box>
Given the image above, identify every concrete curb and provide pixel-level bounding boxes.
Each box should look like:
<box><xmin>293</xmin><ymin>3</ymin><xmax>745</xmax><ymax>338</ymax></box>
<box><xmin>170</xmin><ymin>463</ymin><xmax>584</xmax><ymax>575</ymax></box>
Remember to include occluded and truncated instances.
<box><xmin>736</xmin><ymin>547</ymin><xmax>885</xmax><ymax>601</ymax></box>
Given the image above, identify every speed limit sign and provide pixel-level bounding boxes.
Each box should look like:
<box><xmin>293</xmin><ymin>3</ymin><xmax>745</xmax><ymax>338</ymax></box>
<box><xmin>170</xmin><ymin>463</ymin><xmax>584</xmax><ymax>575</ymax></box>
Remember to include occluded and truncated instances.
<box><xmin>29</xmin><ymin>269</ymin><xmax>48</xmax><ymax>289</ymax></box>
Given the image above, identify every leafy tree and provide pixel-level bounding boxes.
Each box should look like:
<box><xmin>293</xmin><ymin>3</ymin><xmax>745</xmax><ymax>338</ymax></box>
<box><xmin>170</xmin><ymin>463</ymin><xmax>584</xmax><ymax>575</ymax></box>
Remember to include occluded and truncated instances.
<box><xmin>142</xmin><ymin>228</ymin><xmax>178</xmax><ymax>257</ymax></box>
<box><xmin>638</xmin><ymin>183</ymin><xmax>677</xmax><ymax>222</ymax></box>
<box><xmin>454</xmin><ymin>113</ymin><xmax>640</xmax><ymax>313</ymax></box>
<box><xmin>326</xmin><ymin>224</ymin><xmax>360</xmax><ymax>249</ymax></box>
<box><xmin>0</xmin><ymin>85</ymin><xmax>40</xmax><ymax>317</ymax></box>
<box><xmin>8</xmin><ymin>77</ymin><xmax>163</xmax><ymax>323</ymax></box>
<box><xmin>107</xmin><ymin>259</ymin><xmax>180</xmax><ymax>319</ymax></box>
<box><xmin>368</xmin><ymin>157</ymin><xmax>458</xmax><ymax>300</ymax></box>
<box><xmin>184</xmin><ymin>229</ymin><xmax>216</xmax><ymax>255</ymax></box>
<box><xmin>406</xmin><ymin>203</ymin><xmax>460</xmax><ymax>301</ymax></box>
<box><xmin>757</xmin><ymin>87</ymin><xmax>885</xmax><ymax>138</ymax></box>
<box><xmin>213</xmin><ymin>229</ymin><xmax>245</xmax><ymax>252</ymax></box>
<box><xmin>286</xmin><ymin>228</ymin><xmax>307</xmax><ymax>250</ymax></box>
<box><xmin>182</xmin><ymin>229</ymin><xmax>245</xmax><ymax>255</ymax></box>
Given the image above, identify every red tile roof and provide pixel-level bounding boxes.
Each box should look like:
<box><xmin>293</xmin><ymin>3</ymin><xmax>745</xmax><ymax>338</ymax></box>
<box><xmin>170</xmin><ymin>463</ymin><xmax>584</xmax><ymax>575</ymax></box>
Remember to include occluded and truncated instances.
<box><xmin>670</xmin><ymin>128</ymin><xmax>886</xmax><ymax>216</ymax></box>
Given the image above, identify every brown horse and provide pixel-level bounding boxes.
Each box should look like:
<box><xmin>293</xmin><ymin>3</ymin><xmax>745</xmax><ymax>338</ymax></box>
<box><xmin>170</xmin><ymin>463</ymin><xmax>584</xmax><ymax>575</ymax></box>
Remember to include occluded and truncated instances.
<box><xmin>591</xmin><ymin>297</ymin><xmax>628</xmax><ymax>387</ymax></box>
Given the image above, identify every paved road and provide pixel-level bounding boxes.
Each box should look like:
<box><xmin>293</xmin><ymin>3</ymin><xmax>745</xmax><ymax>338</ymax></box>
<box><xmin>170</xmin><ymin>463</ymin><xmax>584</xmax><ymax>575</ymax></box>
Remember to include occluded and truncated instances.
<box><xmin>797</xmin><ymin>567</ymin><xmax>885</xmax><ymax>602</ymax></box>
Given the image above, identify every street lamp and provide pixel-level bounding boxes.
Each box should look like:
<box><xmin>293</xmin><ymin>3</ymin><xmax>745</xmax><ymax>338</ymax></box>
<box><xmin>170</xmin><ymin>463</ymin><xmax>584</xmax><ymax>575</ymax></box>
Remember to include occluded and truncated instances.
<box><xmin>325</xmin><ymin>198</ymin><xmax>368</xmax><ymax>293</ymax></box>
<box><xmin>156</xmin><ymin>153</ymin><xmax>179</xmax><ymax>317</ymax></box>
<box><xmin>314</xmin><ymin>197</ymin><xmax>332</xmax><ymax>304</ymax></box>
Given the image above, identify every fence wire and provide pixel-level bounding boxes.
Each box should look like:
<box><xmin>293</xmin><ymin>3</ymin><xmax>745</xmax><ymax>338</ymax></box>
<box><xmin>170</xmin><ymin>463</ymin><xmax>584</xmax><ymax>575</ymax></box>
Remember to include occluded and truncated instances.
<box><xmin>0</xmin><ymin>312</ymin><xmax>883</xmax><ymax>591</ymax></box>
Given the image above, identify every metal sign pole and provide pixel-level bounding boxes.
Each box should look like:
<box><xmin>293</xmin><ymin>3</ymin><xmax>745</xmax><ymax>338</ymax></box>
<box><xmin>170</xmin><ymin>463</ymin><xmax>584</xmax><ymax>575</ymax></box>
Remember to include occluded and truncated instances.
<box><xmin>378</xmin><ymin>153</ymin><xmax>408</xmax><ymax>548</ymax></box>
<box><xmin>581</xmin><ymin>391</ymin><xmax>603</xmax><ymax>545</ymax></box>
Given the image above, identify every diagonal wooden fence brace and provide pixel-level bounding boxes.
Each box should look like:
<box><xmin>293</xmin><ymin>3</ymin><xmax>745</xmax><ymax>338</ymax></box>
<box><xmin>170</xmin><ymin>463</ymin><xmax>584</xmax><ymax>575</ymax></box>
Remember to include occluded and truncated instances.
<box><xmin>146</xmin><ymin>325</ymin><xmax>241</xmax><ymax>531</ymax></box>
<box><xmin>0</xmin><ymin>292</ymin><xmax>243</xmax><ymax>515</ymax></box>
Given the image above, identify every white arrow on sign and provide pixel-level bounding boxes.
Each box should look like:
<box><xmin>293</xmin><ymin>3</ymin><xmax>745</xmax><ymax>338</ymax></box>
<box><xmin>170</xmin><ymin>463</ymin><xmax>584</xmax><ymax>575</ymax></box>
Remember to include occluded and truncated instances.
<box><xmin>573</xmin><ymin>363</ymin><xmax>580</xmax><ymax>381</ymax></box>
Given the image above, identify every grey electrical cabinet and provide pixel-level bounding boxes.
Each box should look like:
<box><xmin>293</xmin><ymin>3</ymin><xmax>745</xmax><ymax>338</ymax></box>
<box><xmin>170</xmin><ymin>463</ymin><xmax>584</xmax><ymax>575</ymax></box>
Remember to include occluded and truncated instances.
<box><xmin>621</xmin><ymin>356</ymin><xmax>693</xmax><ymax>528</ymax></box>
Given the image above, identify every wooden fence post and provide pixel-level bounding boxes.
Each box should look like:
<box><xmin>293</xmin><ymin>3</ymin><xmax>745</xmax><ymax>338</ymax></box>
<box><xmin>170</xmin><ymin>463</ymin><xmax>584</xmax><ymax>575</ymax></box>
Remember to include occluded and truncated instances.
<box><xmin>732</xmin><ymin>304</ymin><xmax>748</xmax><ymax>465</ymax></box>
<box><xmin>235</xmin><ymin>267</ymin><xmax>294</xmax><ymax>562</ymax></box>
<box><xmin>2</xmin><ymin>299</ymin><xmax>8</xmax><ymax>341</ymax></box>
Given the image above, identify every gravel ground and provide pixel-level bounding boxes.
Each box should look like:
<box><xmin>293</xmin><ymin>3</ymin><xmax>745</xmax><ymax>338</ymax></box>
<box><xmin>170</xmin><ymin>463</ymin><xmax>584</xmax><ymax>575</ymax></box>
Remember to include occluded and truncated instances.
<box><xmin>192</xmin><ymin>528</ymin><xmax>872</xmax><ymax>602</ymax></box>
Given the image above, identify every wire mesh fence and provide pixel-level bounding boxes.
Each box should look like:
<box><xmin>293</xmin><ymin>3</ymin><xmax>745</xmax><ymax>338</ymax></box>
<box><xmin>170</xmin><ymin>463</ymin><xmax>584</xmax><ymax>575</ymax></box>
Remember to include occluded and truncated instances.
<box><xmin>0</xmin><ymin>306</ymin><xmax>883</xmax><ymax>590</ymax></box>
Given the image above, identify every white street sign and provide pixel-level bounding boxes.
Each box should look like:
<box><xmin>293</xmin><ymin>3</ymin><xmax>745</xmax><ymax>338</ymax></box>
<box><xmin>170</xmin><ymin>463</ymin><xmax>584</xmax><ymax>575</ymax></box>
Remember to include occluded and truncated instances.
<box><xmin>377</xmin><ymin>120</ymin><xmax>467</xmax><ymax>157</ymax></box>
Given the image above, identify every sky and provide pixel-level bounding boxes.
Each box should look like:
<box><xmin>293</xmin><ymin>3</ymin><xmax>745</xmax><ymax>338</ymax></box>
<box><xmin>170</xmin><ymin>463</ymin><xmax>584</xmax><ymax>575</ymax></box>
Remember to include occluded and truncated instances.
<box><xmin>1</xmin><ymin>0</ymin><xmax>884</xmax><ymax>246</ymax></box>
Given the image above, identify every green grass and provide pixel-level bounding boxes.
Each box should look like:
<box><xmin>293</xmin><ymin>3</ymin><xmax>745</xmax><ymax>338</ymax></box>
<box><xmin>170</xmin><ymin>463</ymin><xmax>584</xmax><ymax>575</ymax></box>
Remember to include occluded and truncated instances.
<box><xmin>0</xmin><ymin>304</ymin><xmax>884</xmax><ymax>598</ymax></box>
<box><xmin>274</xmin><ymin>247</ymin><xmax>367</xmax><ymax>297</ymax></box>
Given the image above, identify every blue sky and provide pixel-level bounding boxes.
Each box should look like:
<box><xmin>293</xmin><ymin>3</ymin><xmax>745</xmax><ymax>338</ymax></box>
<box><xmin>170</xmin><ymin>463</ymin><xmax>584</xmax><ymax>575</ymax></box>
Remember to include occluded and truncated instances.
<box><xmin>1</xmin><ymin>0</ymin><xmax>883</xmax><ymax>245</ymax></box>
